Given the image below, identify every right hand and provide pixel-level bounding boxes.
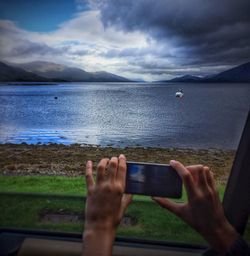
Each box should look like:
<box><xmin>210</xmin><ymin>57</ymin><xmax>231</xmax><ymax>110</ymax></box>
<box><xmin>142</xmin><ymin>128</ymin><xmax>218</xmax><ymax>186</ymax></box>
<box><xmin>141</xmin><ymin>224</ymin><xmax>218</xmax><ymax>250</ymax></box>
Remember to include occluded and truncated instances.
<box><xmin>153</xmin><ymin>160</ymin><xmax>238</xmax><ymax>254</ymax></box>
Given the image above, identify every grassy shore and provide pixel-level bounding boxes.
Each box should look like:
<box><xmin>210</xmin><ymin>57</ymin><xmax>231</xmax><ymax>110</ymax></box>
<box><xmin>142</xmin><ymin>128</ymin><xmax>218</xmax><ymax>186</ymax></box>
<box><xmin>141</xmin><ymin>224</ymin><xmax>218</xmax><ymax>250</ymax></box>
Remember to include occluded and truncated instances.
<box><xmin>1</xmin><ymin>144</ymin><xmax>249</xmax><ymax>244</ymax></box>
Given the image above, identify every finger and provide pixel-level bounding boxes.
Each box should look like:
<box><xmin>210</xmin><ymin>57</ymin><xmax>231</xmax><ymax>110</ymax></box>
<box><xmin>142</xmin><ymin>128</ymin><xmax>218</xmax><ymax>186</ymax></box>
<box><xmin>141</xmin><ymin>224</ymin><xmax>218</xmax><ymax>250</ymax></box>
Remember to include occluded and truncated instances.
<box><xmin>196</xmin><ymin>166</ymin><xmax>210</xmax><ymax>192</ymax></box>
<box><xmin>186</xmin><ymin>165</ymin><xmax>210</xmax><ymax>191</ymax></box>
<box><xmin>108</xmin><ymin>157</ymin><xmax>118</xmax><ymax>181</ymax></box>
<box><xmin>170</xmin><ymin>160</ymin><xmax>196</xmax><ymax>198</ymax></box>
<box><xmin>119</xmin><ymin>194</ymin><xmax>133</xmax><ymax>219</ymax></box>
<box><xmin>116</xmin><ymin>154</ymin><xmax>127</xmax><ymax>188</ymax></box>
<box><xmin>85</xmin><ymin>160</ymin><xmax>94</xmax><ymax>189</ymax></box>
<box><xmin>204</xmin><ymin>166</ymin><xmax>216</xmax><ymax>190</ymax></box>
<box><xmin>121</xmin><ymin>194</ymin><xmax>133</xmax><ymax>209</ymax></box>
<box><xmin>152</xmin><ymin>197</ymin><xmax>183</xmax><ymax>217</ymax></box>
<box><xmin>96</xmin><ymin>158</ymin><xmax>109</xmax><ymax>184</ymax></box>
<box><xmin>186</xmin><ymin>165</ymin><xmax>202</xmax><ymax>184</ymax></box>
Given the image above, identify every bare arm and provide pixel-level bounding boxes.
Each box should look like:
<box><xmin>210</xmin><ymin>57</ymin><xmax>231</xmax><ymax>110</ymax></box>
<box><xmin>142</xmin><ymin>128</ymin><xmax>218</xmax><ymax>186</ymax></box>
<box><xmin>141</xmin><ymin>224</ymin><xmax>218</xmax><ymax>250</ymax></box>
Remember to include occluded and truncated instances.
<box><xmin>83</xmin><ymin>155</ymin><xmax>132</xmax><ymax>256</ymax></box>
<box><xmin>153</xmin><ymin>160</ymin><xmax>238</xmax><ymax>255</ymax></box>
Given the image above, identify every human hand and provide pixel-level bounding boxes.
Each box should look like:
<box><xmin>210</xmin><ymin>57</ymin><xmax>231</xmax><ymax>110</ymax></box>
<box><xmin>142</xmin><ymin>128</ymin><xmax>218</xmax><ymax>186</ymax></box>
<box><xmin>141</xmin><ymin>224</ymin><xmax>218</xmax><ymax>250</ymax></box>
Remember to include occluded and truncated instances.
<box><xmin>83</xmin><ymin>154</ymin><xmax>132</xmax><ymax>256</ymax></box>
<box><xmin>153</xmin><ymin>160</ymin><xmax>238</xmax><ymax>254</ymax></box>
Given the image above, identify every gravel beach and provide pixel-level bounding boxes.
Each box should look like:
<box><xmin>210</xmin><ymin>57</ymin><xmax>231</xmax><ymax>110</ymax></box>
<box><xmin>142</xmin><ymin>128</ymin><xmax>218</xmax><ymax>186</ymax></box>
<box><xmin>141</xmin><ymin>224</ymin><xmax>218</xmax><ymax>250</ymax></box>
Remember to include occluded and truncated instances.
<box><xmin>0</xmin><ymin>144</ymin><xmax>235</xmax><ymax>185</ymax></box>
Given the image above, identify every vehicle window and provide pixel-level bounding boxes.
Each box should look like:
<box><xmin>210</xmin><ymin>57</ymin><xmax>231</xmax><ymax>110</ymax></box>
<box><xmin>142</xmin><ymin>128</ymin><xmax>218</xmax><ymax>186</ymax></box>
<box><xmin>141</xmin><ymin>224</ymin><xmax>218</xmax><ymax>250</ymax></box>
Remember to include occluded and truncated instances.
<box><xmin>0</xmin><ymin>0</ymin><xmax>250</xmax><ymax>246</ymax></box>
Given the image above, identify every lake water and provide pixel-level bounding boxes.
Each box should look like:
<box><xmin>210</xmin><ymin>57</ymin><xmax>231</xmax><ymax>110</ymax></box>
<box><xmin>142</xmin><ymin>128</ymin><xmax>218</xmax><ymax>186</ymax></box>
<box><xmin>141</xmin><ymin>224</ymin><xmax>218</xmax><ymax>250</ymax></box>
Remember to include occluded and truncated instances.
<box><xmin>0</xmin><ymin>82</ymin><xmax>249</xmax><ymax>149</ymax></box>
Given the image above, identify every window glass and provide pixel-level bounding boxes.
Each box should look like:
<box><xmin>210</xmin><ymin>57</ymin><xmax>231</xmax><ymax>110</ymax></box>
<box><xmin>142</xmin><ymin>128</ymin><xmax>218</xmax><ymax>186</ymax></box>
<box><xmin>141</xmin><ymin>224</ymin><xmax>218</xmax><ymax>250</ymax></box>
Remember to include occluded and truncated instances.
<box><xmin>1</xmin><ymin>83</ymin><xmax>249</xmax><ymax>244</ymax></box>
<box><xmin>1</xmin><ymin>0</ymin><xmax>250</xmax><ymax>246</ymax></box>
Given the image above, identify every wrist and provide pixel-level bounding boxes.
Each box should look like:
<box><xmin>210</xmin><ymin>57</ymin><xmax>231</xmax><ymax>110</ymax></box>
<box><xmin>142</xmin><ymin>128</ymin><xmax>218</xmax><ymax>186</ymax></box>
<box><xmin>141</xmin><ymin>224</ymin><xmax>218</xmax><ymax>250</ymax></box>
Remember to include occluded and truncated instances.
<box><xmin>205</xmin><ymin>220</ymin><xmax>238</xmax><ymax>254</ymax></box>
<box><xmin>83</xmin><ymin>226</ymin><xmax>116</xmax><ymax>256</ymax></box>
<box><xmin>84</xmin><ymin>221</ymin><xmax>117</xmax><ymax>234</ymax></box>
<box><xmin>84</xmin><ymin>225</ymin><xmax>116</xmax><ymax>239</ymax></box>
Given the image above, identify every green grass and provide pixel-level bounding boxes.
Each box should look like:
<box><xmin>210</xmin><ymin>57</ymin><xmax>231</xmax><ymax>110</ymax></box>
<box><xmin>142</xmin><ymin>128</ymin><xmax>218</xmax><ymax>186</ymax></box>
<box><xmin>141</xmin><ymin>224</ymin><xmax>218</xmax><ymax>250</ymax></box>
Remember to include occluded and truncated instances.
<box><xmin>0</xmin><ymin>176</ymin><xmax>87</xmax><ymax>195</ymax></box>
<box><xmin>1</xmin><ymin>175</ymin><xmax>248</xmax><ymax>245</ymax></box>
<box><xmin>0</xmin><ymin>175</ymin><xmax>226</xmax><ymax>201</ymax></box>
<box><xmin>0</xmin><ymin>193</ymin><xmax>206</xmax><ymax>244</ymax></box>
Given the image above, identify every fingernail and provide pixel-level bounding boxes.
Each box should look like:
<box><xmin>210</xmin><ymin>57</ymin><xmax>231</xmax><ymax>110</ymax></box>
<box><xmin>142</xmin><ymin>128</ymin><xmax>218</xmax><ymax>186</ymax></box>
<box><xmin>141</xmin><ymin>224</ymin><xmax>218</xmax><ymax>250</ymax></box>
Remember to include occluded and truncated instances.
<box><xmin>119</xmin><ymin>154</ymin><xmax>125</xmax><ymax>158</ymax></box>
<box><xmin>170</xmin><ymin>160</ymin><xmax>176</xmax><ymax>165</ymax></box>
<box><xmin>86</xmin><ymin>160</ymin><xmax>92</xmax><ymax>166</ymax></box>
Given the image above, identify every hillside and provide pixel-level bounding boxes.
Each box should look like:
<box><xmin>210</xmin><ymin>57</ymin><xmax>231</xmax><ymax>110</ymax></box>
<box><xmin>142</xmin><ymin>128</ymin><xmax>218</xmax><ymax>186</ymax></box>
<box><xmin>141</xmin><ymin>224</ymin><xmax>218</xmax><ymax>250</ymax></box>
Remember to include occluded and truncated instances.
<box><xmin>11</xmin><ymin>61</ymin><xmax>130</xmax><ymax>82</ymax></box>
<box><xmin>158</xmin><ymin>62</ymin><xmax>250</xmax><ymax>83</ymax></box>
<box><xmin>210</xmin><ymin>62</ymin><xmax>250</xmax><ymax>82</ymax></box>
<box><xmin>0</xmin><ymin>62</ymin><xmax>48</xmax><ymax>82</ymax></box>
<box><xmin>168</xmin><ymin>75</ymin><xmax>203</xmax><ymax>82</ymax></box>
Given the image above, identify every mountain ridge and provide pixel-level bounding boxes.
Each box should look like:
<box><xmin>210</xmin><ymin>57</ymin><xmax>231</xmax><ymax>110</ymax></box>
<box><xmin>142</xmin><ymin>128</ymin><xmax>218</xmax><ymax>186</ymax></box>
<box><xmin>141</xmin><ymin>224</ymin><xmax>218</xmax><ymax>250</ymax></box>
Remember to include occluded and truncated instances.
<box><xmin>1</xmin><ymin>60</ymin><xmax>250</xmax><ymax>83</ymax></box>
<box><xmin>0</xmin><ymin>62</ymin><xmax>48</xmax><ymax>82</ymax></box>
<box><xmin>0</xmin><ymin>61</ymin><xmax>131</xmax><ymax>82</ymax></box>
<box><xmin>158</xmin><ymin>62</ymin><xmax>250</xmax><ymax>83</ymax></box>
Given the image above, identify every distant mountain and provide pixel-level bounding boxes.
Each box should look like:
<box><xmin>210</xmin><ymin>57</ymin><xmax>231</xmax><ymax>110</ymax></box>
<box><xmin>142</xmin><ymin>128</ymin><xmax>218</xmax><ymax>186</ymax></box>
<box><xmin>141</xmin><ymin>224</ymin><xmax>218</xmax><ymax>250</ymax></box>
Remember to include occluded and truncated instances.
<box><xmin>0</xmin><ymin>62</ymin><xmax>48</xmax><ymax>82</ymax></box>
<box><xmin>168</xmin><ymin>75</ymin><xmax>203</xmax><ymax>82</ymax></box>
<box><xmin>13</xmin><ymin>61</ymin><xmax>93</xmax><ymax>82</ymax></box>
<box><xmin>158</xmin><ymin>62</ymin><xmax>250</xmax><ymax>83</ymax></box>
<box><xmin>3</xmin><ymin>60</ymin><xmax>249</xmax><ymax>83</ymax></box>
<box><xmin>91</xmin><ymin>71</ymin><xmax>130</xmax><ymax>82</ymax></box>
<box><xmin>10</xmin><ymin>61</ymin><xmax>130</xmax><ymax>82</ymax></box>
<box><xmin>209</xmin><ymin>62</ymin><xmax>250</xmax><ymax>82</ymax></box>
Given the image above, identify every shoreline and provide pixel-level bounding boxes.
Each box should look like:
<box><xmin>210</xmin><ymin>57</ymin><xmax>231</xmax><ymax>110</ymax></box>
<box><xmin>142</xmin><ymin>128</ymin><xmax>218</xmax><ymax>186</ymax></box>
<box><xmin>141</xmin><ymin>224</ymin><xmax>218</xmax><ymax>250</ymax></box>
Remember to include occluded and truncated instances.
<box><xmin>0</xmin><ymin>141</ymin><xmax>237</xmax><ymax>151</ymax></box>
<box><xmin>0</xmin><ymin>143</ymin><xmax>235</xmax><ymax>184</ymax></box>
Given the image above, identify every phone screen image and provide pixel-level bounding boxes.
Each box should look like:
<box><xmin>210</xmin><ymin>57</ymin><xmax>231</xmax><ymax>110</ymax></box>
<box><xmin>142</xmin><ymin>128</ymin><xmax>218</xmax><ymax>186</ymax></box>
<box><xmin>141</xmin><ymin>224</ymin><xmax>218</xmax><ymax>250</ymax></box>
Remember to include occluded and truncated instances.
<box><xmin>125</xmin><ymin>162</ymin><xmax>182</xmax><ymax>198</ymax></box>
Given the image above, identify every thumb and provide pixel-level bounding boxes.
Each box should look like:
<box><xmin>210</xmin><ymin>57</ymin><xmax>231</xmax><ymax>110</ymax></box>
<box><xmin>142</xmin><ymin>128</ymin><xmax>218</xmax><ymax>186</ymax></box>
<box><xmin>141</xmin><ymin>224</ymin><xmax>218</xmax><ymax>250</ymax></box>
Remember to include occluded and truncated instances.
<box><xmin>152</xmin><ymin>197</ymin><xmax>183</xmax><ymax>217</ymax></box>
<box><xmin>122</xmin><ymin>194</ymin><xmax>133</xmax><ymax>208</ymax></box>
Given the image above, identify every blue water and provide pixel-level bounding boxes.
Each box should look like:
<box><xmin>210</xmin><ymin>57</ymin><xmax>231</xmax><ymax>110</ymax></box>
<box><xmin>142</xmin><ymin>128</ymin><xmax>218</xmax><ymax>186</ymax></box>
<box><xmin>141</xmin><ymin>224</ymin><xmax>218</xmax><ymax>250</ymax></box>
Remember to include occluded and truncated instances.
<box><xmin>0</xmin><ymin>82</ymin><xmax>249</xmax><ymax>149</ymax></box>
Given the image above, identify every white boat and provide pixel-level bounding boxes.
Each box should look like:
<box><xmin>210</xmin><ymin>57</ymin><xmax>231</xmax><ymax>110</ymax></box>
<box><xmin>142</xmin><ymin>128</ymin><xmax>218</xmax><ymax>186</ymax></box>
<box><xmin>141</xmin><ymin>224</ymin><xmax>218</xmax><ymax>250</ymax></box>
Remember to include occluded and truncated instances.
<box><xmin>175</xmin><ymin>90</ymin><xmax>184</xmax><ymax>98</ymax></box>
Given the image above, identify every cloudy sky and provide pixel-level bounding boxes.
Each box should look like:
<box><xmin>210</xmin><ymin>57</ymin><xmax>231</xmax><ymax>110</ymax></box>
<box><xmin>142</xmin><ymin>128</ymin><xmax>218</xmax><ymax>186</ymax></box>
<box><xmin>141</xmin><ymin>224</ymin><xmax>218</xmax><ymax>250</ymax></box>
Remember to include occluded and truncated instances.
<box><xmin>0</xmin><ymin>0</ymin><xmax>250</xmax><ymax>81</ymax></box>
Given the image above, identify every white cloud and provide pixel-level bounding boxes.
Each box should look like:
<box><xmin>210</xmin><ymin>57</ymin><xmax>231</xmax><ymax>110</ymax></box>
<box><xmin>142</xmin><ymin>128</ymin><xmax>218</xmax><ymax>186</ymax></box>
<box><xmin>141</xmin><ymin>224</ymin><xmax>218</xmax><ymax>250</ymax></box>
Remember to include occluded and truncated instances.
<box><xmin>1</xmin><ymin>7</ymin><xmax>220</xmax><ymax>81</ymax></box>
<box><xmin>0</xmin><ymin>10</ymin><xmax>159</xmax><ymax>79</ymax></box>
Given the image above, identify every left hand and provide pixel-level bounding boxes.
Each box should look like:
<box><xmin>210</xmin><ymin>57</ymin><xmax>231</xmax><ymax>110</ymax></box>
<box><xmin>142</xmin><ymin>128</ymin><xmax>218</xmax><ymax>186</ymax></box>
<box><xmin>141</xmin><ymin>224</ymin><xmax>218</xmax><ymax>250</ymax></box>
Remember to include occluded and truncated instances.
<box><xmin>84</xmin><ymin>154</ymin><xmax>132</xmax><ymax>232</ymax></box>
<box><xmin>83</xmin><ymin>154</ymin><xmax>132</xmax><ymax>256</ymax></box>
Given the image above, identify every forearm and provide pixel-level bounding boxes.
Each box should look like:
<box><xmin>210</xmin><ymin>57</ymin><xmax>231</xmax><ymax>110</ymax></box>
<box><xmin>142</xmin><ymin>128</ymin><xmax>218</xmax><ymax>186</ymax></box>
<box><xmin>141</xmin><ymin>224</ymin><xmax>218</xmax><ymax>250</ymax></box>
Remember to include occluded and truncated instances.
<box><xmin>203</xmin><ymin>220</ymin><xmax>238</xmax><ymax>254</ymax></box>
<box><xmin>204</xmin><ymin>234</ymin><xmax>249</xmax><ymax>256</ymax></box>
<box><xmin>83</xmin><ymin>228</ymin><xmax>116</xmax><ymax>256</ymax></box>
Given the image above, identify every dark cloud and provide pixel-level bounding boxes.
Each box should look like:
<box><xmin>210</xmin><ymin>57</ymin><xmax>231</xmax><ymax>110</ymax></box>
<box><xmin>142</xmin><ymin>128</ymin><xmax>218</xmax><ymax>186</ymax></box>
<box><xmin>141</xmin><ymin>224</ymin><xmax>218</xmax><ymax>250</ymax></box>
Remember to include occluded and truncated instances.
<box><xmin>118</xmin><ymin>61</ymin><xmax>231</xmax><ymax>78</ymax></box>
<box><xmin>70</xmin><ymin>49</ymin><xmax>90</xmax><ymax>56</ymax></box>
<box><xmin>0</xmin><ymin>20</ymin><xmax>69</xmax><ymax>59</ymax></box>
<box><xmin>11</xmin><ymin>40</ymin><xmax>65</xmax><ymax>57</ymax></box>
<box><xmin>97</xmin><ymin>0</ymin><xmax>250</xmax><ymax>68</ymax></box>
<box><xmin>0</xmin><ymin>37</ymin><xmax>70</xmax><ymax>60</ymax></box>
<box><xmin>104</xmin><ymin>46</ymin><xmax>173</xmax><ymax>59</ymax></box>
<box><xmin>1</xmin><ymin>2</ymin><xmax>249</xmax><ymax>80</ymax></box>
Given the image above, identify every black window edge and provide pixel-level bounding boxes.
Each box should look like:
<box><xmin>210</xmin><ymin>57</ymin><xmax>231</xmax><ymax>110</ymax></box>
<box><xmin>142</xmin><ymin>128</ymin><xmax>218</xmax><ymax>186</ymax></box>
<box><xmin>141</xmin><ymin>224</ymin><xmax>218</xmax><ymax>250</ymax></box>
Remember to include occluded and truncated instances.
<box><xmin>0</xmin><ymin>227</ymin><xmax>207</xmax><ymax>252</ymax></box>
<box><xmin>223</xmin><ymin>109</ymin><xmax>250</xmax><ymax>235</ymax></box>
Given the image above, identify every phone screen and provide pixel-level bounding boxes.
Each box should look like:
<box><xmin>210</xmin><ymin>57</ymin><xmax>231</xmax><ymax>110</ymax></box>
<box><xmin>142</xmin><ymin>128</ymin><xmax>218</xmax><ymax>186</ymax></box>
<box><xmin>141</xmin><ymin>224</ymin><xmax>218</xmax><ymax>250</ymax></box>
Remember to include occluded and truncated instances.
<box><xmin>125</xmin><ymin>162</ymin><xmax>182</xmax><ymax>198</ymax></box>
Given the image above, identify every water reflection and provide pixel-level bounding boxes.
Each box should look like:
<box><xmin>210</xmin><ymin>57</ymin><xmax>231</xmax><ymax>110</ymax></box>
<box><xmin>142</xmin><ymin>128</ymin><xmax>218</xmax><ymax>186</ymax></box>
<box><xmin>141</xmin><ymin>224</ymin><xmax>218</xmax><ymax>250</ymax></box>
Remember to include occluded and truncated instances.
<box><xmin>0</xmin><ymin>82</ymin><xmax>249</xmax><ymax>149</ymax></box>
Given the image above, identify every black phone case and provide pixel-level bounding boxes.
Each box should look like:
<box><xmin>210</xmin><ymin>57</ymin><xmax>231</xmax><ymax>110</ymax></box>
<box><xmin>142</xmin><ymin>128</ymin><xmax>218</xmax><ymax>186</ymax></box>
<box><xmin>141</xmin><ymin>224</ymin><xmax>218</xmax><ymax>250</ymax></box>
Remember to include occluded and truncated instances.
<box><xmin>125</xmin><ymin>161</ymin><xmax>182</xmax><ymax>198</ymax></box>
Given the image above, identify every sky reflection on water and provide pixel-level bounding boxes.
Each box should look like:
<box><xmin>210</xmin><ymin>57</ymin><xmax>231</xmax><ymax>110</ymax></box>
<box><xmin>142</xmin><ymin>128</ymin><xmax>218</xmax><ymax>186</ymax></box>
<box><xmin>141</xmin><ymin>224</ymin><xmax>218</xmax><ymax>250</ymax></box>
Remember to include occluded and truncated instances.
<box><xmin>0</xmin><ymin>82</ymin><xmax>249</xmax><ymax>149</ymax></box>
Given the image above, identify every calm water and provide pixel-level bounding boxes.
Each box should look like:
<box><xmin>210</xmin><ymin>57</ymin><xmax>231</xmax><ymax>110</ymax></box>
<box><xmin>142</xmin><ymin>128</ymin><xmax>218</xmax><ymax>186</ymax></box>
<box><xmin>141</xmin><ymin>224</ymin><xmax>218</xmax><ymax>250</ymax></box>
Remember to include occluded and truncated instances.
<box><xmin>0</xmin><ymin>82</ymin><xmax>249</xmax><ymax>149</ymax></box>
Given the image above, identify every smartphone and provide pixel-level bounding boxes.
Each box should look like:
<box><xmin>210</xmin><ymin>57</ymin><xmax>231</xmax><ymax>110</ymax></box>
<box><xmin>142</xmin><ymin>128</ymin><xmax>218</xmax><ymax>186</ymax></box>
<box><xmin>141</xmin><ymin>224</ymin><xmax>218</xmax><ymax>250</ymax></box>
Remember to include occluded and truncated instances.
<box><xmin>125</xmin><ymin>161</ymin><xmax>182</xmax><ymax>198</ymax></box>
